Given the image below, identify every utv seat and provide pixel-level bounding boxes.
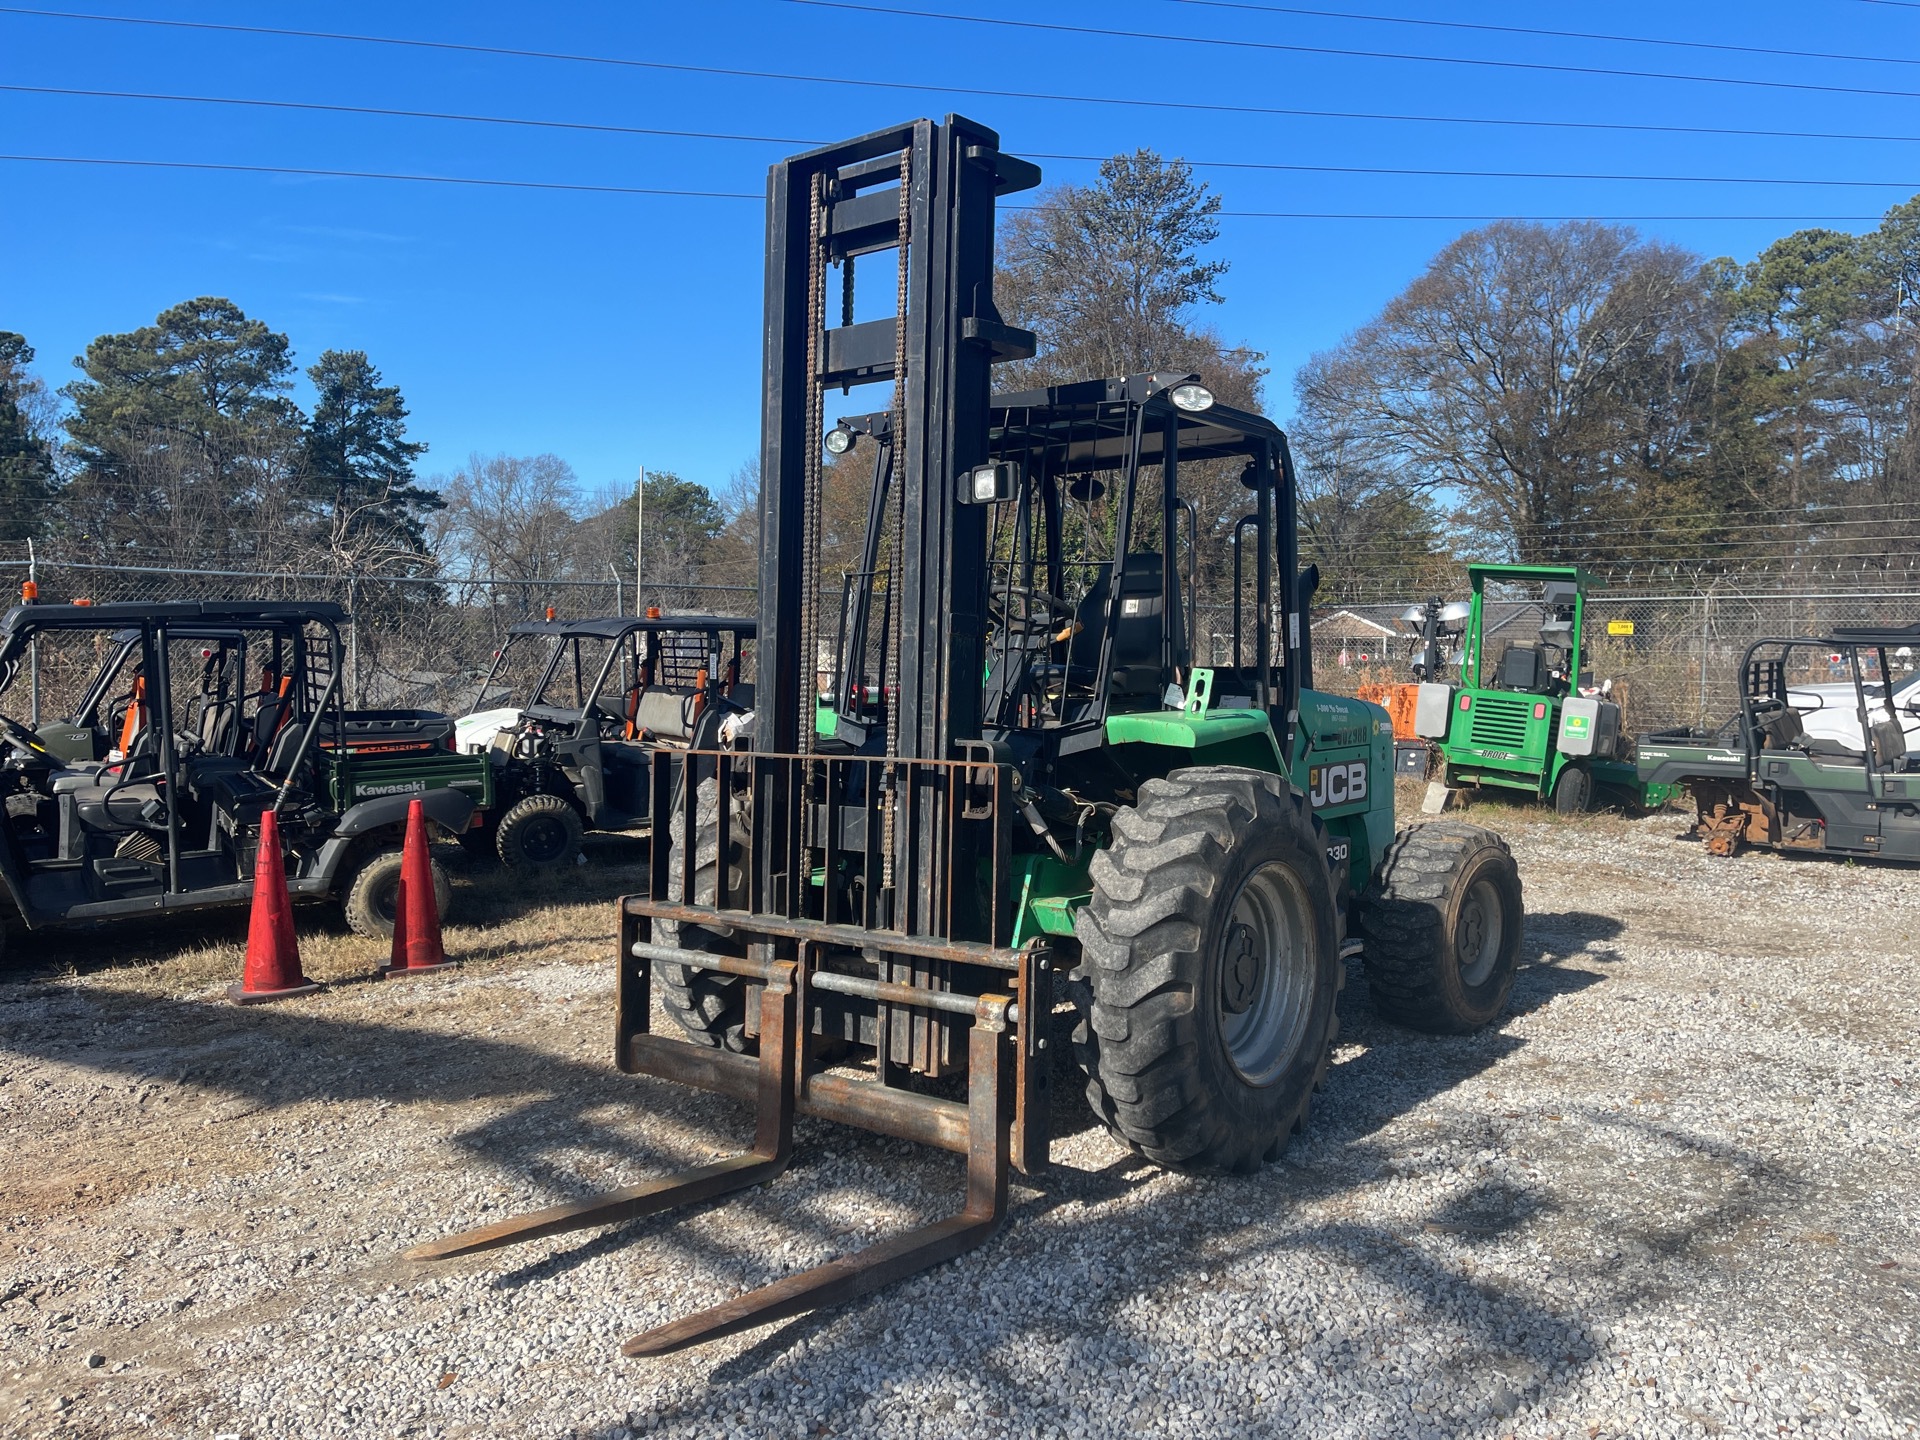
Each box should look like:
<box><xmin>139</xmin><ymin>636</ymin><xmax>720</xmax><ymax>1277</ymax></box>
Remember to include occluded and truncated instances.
<box><xmin>627</xmin><ymin>687</ymin><xmax>698</xmax><ymax>742</ymax></box>
<box><xmin>1755</xmin><ymin>703</ymin><xmax>1805</xmax><ymax>750</ymax></box>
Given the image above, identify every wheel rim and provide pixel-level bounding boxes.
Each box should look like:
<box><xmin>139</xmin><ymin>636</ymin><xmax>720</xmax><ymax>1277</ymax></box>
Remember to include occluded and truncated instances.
<box><xmin>517</xmin><ymin>814</ymin><xmax>570</xmax><ymax>863</ymax></box>
<box><xmin>1455</xmin><ymin>876</ymin><xmax>1504</xmax><ymax>988</ymax></box>
<box><xmin>1216</xmin><ymin>861</ymin><xmax>1317</xmax><ymax>1087</ymax></box>
<box><xmin>371</xmin><ymin>874</ymin><xmax>400</xmax><ymax>927</ymax></box>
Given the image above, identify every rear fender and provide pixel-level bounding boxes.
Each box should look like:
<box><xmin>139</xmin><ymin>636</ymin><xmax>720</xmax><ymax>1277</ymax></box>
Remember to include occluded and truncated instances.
<box><xmin>334</xmin><ymin>787</ymin><xmax>475</xmax><ymax>840</ymax></box>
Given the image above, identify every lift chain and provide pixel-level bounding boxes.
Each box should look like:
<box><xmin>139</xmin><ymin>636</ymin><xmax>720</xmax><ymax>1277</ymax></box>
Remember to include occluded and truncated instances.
<box><xmin>800</xmin><ymin>168</ymin><xmax>829</xmax><ymax>759</ymax></box>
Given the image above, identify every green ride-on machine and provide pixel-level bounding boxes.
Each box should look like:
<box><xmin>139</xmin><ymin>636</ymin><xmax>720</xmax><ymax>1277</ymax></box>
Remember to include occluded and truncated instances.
<box><xmin>1414</xmin><ymin>563</ymin><xmax>1676</xmax><ymax>814</ymax></box>
<box><xmin>404</xmin><ymin>116</ymin><xmax>1526</xmax><ymax>1355</ymax></box>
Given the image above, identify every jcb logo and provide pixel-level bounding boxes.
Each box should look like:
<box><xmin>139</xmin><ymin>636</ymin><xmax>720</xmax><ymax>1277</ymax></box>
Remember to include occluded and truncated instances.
<box><xmin>1309</xmin><ymin>761</ymin><xmax>1368</xmax><ymax>809</ymax></box>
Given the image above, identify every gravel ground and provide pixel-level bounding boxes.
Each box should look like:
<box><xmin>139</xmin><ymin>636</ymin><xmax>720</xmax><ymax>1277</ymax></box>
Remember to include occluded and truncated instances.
<box><xmin>2</xmin><ymin>811</ymin><xmax>1916</xmax><ymax>1440</ymax></box>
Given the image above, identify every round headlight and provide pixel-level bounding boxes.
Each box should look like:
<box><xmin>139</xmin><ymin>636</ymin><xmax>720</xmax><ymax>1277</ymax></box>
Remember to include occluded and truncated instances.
<box><xmin>1169</xmin><ymin>383</ymin><xmax>1215</xmax><ymax>413</ymax></box>
<box><xmin>824</xmin><ymin>426</ymin><xmax>854</xmax><ymax>456</ymax></box>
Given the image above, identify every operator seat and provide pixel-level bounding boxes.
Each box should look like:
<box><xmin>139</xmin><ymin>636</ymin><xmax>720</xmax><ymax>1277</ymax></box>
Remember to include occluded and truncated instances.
<box><xmin>1067</xmin><ymin>553</ymin><xmax>1186</xmax><ymax>699</ymax></box>
<box><xmin>1871</xmin><ymin>718</ymin><xmax>1911</xmax><ymax>771</ymax></box>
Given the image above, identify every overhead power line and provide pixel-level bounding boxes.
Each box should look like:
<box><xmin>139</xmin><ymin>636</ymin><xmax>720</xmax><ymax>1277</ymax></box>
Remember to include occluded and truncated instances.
<box><xmin>0</xmin><ymin>154</ymin><xmax>760</xmax><ymax>199</ymax></box>
<box><xmin>9</xmin><ymin>85</ymin><xmax>1919</xmax><ymax>192</ymax></box>
<box><xmin>788</xmin><ymin>0</ymin><xmax>1920</xmax><ymax>103</ymax></box>
<box><xmin>0</xmin><ymin>153</ymin><xmax>1888</xmax><ymax>221</ymax></box>
<box><xmin>9</xmin><ymin>8</ymin><xmax>1920</xmax><ymax>149</ymax></box>
<box><xmin>1161</xmin><ymin>0</ymin><xmax>1920</xmax><ymax>69</ymax></box>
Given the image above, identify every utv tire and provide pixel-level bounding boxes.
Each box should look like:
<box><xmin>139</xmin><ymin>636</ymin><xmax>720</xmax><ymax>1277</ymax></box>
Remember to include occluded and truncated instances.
<box><xmin>657</xmin><ymin>776</ymin><xmax>753</xmax><ymax>1052</ymax></box>
<box><xmin>1071</xmin><ymin>767</ymin><xmax>1345</xmax><ymax>1174</ymax></box>
<box><xmin>1551</xmin><ymin>763</ymin><xmax>1592</xmax><ymax>816</ymax></box>
<box><xmin>1357</xmin><ymin>821</ymin><xmax>1522</xmax><ymax>1034</ymax></box>
<box><xmin>342</xmin><ymin>847</ymin><xmax>452</xmax><ymax>940</ymax></box>
<box><xmin>494</xmin><ymin>793</ymin><xmax>584</xmax><ymax>869</ymax></box>
<box><xmin>456</xmin><ymin>817</ymin><xmax>498</xmax><ymax>860</ymax></box>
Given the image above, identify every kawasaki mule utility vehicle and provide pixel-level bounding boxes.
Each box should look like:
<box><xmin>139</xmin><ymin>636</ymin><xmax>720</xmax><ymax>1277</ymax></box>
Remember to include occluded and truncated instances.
<box><xmin>456</xmin><ymin>613</ymin><xmax>755</xmax><ymax>868</ymax></box>
<box><xmin>0</xmin><ymin>600</ymin><xmax>483</xmax><ymax>960</ymax></box>
<box><xmin>1636</xmin><ymin>626</ymin><xmax>1920</xmax><ymax>861</ymax></box>
<box><xmin>1414</xmin><ymin>564</ymin><xmax>1674</xmax><ymax>813</ymax></box>
<box><xmin>406</xmin><ymin>117</ymin><xmax>1524</xmax><ymax>1356</ymax></box>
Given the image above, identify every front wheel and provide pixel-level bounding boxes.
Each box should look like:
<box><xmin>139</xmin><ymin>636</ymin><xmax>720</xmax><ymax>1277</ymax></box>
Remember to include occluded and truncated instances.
<box><xmin>494</xmin><ymin>793</ymin><xmax>584</xmax><ymax>869</ymax></box>
<box><xmin>656</xmin><ymin>776</ymin><xmax>754</xmax><ymax>1052</ymax></box>
<box><xmin>1551</xmin><ymin>763</ymin><xmax>1592</xmax><ymax>815</ymax></box>
<box><xmin>341</xmin><ymin>846</ymin><xmax>452</xmax><ymax>940</ymax></box>
<box><xmin>1357</xmin><ymin>821</ymin><xmax>1523</xmax><ymax>1033</ymax></box>
<box><xmin>1071</xmin><ymin>767</ymin><xmax>1344</xmax><ymax>1174</ymax></box>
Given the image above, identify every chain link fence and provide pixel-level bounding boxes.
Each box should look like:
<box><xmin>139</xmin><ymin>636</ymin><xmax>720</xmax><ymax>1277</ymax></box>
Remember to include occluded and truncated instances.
<box><xmin>4</xmin><ymin>555</ymin><xmax>1916</xmax><ymax>736</ymax></box>
<box><xmin>1305</xmin><ymin>589</ymin><xmax>1920</xmax><ymax>732</ymax></box>
<box><xmin>0</xmin><ymin>557</ymin><xmax>754</xmax><ymax>721</ymax></box>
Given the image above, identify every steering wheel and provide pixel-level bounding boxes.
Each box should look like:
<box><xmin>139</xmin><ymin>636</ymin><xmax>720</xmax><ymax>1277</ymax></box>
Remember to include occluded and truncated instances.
<box><xmin>101</xmin><ymin>773</ymin><xmax>172</xmax><ymax>833</ymax></box>
<box><xmin>987</xmin><ymin>585</ymin><xmax>1077</xmax><ymax>631</ymax></box>
<box><xmin>0</xmin><ymin>715</ymin><xmax>52</xmax><ymax>763</ymax></box>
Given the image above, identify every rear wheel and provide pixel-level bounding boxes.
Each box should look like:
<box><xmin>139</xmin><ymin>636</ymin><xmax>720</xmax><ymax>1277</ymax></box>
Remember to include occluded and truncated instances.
<box><xmin>1071</xmin><ymin>768</ymin><xmax>1344</xmax><ymax>1174</ymax></box>
<box><xmin>494</xmin><ymin>793</ymin><xmax>583</xmax><ymax>869</ymax></box>
<box><xmin>657</xmin><ymin>776</ymin><xmax>753</xmax><ymax>1052</ymax></box>
<box><xmin>341</xmin><ymin>846</ymin><xmax>452</xmax><ymax>940</ymax></box>
<box><xmin>1551</xmin><ymin>763</ymin><xmax>1592</xmax><ymax>815</ymax></box>
<box><xmin>1357</xmin><ymin>821</ymin><xmax>1523</xmax><ymax>1033</ymax></box>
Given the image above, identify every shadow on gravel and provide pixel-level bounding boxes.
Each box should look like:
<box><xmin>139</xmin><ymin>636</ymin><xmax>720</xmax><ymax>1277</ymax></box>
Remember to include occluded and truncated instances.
<box><xmin>2</xmin><ymin>953</ymin><xmax>1807</xmax><ymax>1439</ymax></box>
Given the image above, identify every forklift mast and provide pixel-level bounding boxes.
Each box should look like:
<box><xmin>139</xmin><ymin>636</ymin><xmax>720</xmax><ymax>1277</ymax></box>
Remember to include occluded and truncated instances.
<box><xmin>758</xmin><ymin>115</ymin><xmax>1038</xmax><ymax>763</ymax></box>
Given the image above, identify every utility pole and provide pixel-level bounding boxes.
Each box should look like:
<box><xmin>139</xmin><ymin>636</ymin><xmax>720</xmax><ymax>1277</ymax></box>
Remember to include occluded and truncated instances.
<box><xmin>634</xmin><ymin>464</ymin><xmax>646</xmax><ymax>615</ymax></box>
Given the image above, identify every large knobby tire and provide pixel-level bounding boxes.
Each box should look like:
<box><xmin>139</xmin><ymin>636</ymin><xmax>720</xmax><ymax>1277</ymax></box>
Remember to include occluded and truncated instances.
<box><xmin>1071</xmin><ymin>767</ymin><xmax>1345</xmax><ymax>1174</ymax></box>
<box><xmin>494</xmin><ymin>793</ymin><xmax>584</xmax><ymax>869</ymax></box>
<box><xmin>1551</xmin><ymin>763</ymin><xmax>1592</xmax><ymax>816</ymax></box>
<box><xmin>656</xmin><ymin>776</ymin><xmax>753</xmax><ymax>1052</ymax></box>
<box><xmin>1357</xmin><ymin>821</ymin><xmax>1523</xmax><ymax>1034</ymax></box>
<box><xmin>341</xmin><ymin>846</ymin><xmax>452</xmax><ymax>940</ymax></box>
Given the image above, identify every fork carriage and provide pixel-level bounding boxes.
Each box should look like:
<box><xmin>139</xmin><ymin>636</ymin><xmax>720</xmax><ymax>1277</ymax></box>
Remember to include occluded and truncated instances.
<box><xmin>410</xmin><ymin>747</ymin><xmax>1051</xmax><ymax>1357</ymax></box>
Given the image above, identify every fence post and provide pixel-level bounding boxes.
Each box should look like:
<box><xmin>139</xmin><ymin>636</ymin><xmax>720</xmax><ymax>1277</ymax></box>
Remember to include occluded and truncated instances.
<box><xmin>347</xmin><ymin>572</ymin><xmax>360</xmax><ymax>709</ymax></box>
<box><xmin>1697</xmin><ymin>589</ymin><xmax>1712</xmax><ymax>728</ymax></box>
<box><xmin>26</xmin><ymin>540</ymin><xmax>39</xmax><ymax>725</ymax></box>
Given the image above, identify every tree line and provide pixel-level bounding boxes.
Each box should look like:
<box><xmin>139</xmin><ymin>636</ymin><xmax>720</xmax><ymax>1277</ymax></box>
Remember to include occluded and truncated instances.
<box><xmin>0</xmin><ymin>298</ymin><xmax>749</xmax><ymax>597</ymax></box>
<box><xmin>7</xmin><ymin>161</ymin><xmax>1918</xmax><ymax>609</ymax></box>
<box><xmin>1292</xmin><ymin>204</ymin><xmax>1920</xmax><ymax>596</ymax></box>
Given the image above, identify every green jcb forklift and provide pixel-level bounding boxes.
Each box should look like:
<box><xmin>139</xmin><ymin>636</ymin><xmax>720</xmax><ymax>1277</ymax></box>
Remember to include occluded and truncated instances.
<box><xmin>1414</xmin><ymin>563</ymin><xmax>1676</xmax><ymax>813</ymax></box>
<box><xmin>404</xmin><ymin>116</ymin><xmax>1526</xmax><ymax>1356</ymax></box>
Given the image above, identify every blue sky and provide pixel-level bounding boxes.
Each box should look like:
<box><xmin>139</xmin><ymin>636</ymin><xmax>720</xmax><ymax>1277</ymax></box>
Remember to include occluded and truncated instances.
<box><xmin>4</xmin><ymin>0</ymin><xmax>1917</xmax><ymax>503</ymax></box>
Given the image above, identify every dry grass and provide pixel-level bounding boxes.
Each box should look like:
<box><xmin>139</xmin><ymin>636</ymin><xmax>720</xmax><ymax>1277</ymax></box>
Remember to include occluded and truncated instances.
<box><xmin>8</xmin><ymin>837</ymin><xmax>653</xmax><ymax>998</ymax></box>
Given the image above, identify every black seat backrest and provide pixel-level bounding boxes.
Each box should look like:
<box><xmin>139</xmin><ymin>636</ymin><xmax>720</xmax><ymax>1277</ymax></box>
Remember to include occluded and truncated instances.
<box><xmin>249</xmin><ymin>697</ymin><xmax>291</xmax><ymax>766</ymax></box>
<box><xmin>1759</xmin><ymin>705</ymin><xmax>1804</xmax><ymax>749</ymax></box>
<box><xmin>1068</xmin><ymin>553</ymin><xmax>1186</xmax><ymax>698</ymax></box>
<box><xmin>1498</xmin><ymin>644</ymin><xmax>1541</xmax><ymax>691</ymax></box>
<box><xmin>1871</xmin><ymin>718</ymin><xmax>1907</xmax><ymax>770</ymax></box>
<box><xmin>263</xmin><ymin>719</ymin><xmax>310</xmax><ymax>779</ymax></box>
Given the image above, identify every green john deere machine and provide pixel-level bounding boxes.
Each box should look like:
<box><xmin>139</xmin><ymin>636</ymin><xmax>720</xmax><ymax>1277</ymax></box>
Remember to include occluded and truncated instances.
<box><xmin>404</xmin><ymin>116</ymin><xmax>1527</xmax><ymax>1356</ymax></box>
<box><xmin>1415</xmin><ymin>563</ymin><xmax>1677</xmax><ymax>813</ymax></box>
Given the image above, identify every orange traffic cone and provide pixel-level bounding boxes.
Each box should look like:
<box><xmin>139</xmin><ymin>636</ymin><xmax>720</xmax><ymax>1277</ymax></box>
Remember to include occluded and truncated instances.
<box><xmin>378</xmin><ymin>797</ymin><xmax>452</xmax><ymax>979</ymax></box>
<box><xmin>228</xmin><ymin>809</ymin><xmax>319</xmax><ymax>1005</ymax></box>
